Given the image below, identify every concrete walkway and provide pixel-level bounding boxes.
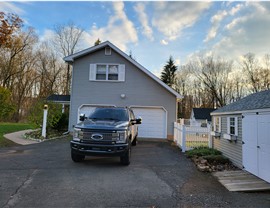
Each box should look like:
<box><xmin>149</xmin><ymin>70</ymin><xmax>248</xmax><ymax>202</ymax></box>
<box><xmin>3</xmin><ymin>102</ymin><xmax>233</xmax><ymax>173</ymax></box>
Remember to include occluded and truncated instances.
<box><xmin>4</xmin><ymin>130</ymin><xmax>39</xmax><ymax>145</ymax></box>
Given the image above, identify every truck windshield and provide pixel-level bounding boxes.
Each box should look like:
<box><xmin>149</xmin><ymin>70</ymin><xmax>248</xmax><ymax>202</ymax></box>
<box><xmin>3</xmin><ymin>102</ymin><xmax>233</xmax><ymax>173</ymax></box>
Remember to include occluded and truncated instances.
<box><xmin>88</xmin><ymin>108</ymin><xmax>128</xmax><ymax>121</ymax></box>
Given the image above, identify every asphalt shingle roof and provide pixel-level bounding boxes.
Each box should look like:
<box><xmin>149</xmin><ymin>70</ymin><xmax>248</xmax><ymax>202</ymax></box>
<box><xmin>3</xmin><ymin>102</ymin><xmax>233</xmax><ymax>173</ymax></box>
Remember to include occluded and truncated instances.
<box><xmin>193</xmin><ymin>108</ymin><xmax>215</xmax><ymax>121</ymax></box>
<box><xmin>213</xmin><ymin>89</ymin><xmax>270</xmax><ymax>113</ymax></box>
<box><xmin>46</xmin><ymin>94</ymin><xmax>70</xmax><ymax>102</ymax></box>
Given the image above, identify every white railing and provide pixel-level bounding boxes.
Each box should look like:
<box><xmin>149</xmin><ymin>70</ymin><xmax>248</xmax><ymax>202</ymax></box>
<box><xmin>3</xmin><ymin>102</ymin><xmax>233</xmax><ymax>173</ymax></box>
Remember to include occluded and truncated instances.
<box><xmin>174</xmin><ymin>122</ymin><xmax>211</xmax><ymax>152</ymax></box>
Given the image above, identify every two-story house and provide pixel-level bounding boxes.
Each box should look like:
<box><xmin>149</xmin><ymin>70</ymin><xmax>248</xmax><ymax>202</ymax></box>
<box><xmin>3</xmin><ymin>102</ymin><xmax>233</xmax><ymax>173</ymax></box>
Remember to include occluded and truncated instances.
<box><xmin>64</xmin><ymin>41</ymin><xmax>181</xmax><ymax>139</ymax></box>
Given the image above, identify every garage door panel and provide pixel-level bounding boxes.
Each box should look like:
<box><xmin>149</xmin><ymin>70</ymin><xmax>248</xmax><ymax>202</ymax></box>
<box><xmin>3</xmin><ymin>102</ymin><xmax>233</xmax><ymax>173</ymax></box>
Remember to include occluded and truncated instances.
<box><xmin>258</xmin><ymin>114</ymin><xmax>270</xmax><ymax>183</ymax></box>
<box><xmin>243</xmin><ymin>113</ymin><xmax>270</xmax><ymax>183</ymax></box>
<box><xmin>242</xmin><ymin>114</ymin><xmax>258</xmax><ymax>176</ymax></box>
<box><xmin>132</xmin><ymin>107</ymin><xmax>167</xmax><ymax>139</ymax></box>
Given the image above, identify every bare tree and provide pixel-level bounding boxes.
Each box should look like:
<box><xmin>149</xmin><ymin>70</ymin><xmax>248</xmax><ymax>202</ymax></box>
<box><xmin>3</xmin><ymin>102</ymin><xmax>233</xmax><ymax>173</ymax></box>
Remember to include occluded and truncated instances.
<box><xmin>0</xmin><ymin>27</ymin><xmax>37</xmax><ymax>89</ymax></box>
<box><xmin>241</xmin><ymin>53</ymin><xmax>270</xmax><ymax>93</ymax></box>
<box><xmin>186</xmin><ymin>56</ymin><xmax>233</xmax><ymax>107</ymax></box>
<box><xmin>53</xmin><ymin>22</ymin><xmax>83</xmax><ymax>94</ymax></box>
<box><xmin>35</xmin><ymin>42</ymin><xmax>65</xmax><ymax>97</ymax></box>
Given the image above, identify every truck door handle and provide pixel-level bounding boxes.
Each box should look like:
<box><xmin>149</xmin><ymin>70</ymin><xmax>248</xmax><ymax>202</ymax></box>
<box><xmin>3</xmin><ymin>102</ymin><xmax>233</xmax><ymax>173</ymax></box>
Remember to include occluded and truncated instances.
<box><xmin>257</xmin><ymin>146</ymin><xmax>260</xmax><ymax>149</ymax></box>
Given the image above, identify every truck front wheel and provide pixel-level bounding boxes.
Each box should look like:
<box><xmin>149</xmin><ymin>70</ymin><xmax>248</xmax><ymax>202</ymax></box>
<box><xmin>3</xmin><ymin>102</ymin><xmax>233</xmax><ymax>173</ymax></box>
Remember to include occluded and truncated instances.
<box><xmin>120</xmin><ymin>146</ymin><xmax>131</xmax><ymax>166</ymax></box>
<box><xmin>71</xmin><ymin>150</ymin><xmax>85</xmax><ymax>162</ymax></box>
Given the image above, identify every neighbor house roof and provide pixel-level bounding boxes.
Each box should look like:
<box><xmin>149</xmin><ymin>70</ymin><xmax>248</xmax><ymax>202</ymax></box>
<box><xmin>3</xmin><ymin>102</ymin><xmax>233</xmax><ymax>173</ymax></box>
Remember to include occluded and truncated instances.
<box><xmin>212</xmin><ymin>89</ymin><xmax>270</xmax><ymax>115</ymax></box>
<box><xmin>46</xmin><ymin>94</ymin><xmax>70</xmax><ymax>103</ymax></box>
<box><xmin>63</xmin><ymin>41</ymin><xmax>182</xmax><ymax>99</ymax></box>
<box><xmin>193</xmin><ymin>108</ymin><xmax>215</xmax><ymax>121</ymax></box>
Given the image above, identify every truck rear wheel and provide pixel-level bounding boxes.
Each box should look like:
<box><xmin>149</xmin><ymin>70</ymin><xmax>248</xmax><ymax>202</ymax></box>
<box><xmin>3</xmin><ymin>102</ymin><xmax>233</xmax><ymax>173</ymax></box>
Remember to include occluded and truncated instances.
<box><xmin>71</xmin><ymin>150</ymin><xmax>85</xmax><ymax>162</ymax></box>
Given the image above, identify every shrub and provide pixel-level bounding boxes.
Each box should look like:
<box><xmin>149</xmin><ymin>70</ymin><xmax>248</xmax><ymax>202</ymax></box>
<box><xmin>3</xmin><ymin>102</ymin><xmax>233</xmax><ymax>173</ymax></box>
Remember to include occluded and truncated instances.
<box><xmin>28</xmin><ymin>99</ymin><xmax>63</xmax><ymax>129</ymax></box>
<box><xmin>186</xmin><ymin>146</ymin><xmax>221</xmax><ymax>158</ymax></box>
<box><xmin>0</xmin><ymin>87</ymin><xmax>15</xmax><ymax>121</ymax></box>
<box><xmin>52</xmin><ymin>112</ymin><xmax>69</xmax><ymax>131</ymax></box>
<box><xmin>202</xmin><ymin>155</ymin><xmax>230</xmax><ymax>165</ymax></box>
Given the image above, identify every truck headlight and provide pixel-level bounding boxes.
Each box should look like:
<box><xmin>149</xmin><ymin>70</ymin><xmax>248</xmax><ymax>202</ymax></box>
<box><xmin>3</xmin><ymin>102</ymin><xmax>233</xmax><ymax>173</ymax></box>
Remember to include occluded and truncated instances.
<box><xmin>116</xmin><ymin>131</ymin><xmax>127</xmax><ymax>144</ymax></box>
<box><xmin>73</xmin><ymin>128</ymin><xmax>83</xmax><ymax>141</ymax></box>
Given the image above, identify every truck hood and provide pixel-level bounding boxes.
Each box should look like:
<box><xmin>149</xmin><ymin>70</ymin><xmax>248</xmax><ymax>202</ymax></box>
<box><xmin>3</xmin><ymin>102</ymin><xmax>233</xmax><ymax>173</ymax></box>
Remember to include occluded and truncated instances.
<box><xmin>75</xmin><ymin>119</ymin><xmax>129</xmax><ymax>131</ymax></box>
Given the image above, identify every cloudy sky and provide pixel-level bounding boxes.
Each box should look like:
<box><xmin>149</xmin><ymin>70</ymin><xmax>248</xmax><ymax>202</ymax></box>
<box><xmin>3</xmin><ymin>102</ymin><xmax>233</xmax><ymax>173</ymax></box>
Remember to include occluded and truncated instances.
<box><xmin>1</xmin><ymin>1</ymin><xmax>270</xmax><ymax>76</ymax></box>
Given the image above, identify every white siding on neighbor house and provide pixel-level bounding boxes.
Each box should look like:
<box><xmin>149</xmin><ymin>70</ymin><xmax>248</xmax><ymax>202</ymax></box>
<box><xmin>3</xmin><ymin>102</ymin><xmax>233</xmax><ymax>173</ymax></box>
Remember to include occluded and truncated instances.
<box><xmin>69</xmin><ymin>47</ymin><xmax>177</xmax><ymax>137</ymax></box>
<box><xmin>212</xmin><ymin>115</ymin><xmax>243</xmax><ymax>168</ymax></box>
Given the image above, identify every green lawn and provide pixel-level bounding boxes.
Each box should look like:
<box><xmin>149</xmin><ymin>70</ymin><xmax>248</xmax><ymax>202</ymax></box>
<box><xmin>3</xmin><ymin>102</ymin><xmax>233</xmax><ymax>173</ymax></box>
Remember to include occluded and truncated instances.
<box><xmin>0</xmin><ymin>123</ymin><xmax>35</xmax><ymax>147</ymax></box>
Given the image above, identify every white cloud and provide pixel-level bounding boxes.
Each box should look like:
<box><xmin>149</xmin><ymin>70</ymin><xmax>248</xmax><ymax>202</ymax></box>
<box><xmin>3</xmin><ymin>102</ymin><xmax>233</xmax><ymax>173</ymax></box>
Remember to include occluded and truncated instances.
<box><xmin>161</xmin><ymin>39</ymin><xmax>168</xmax><ymax>45</ymax></box>
<box><xmin>39</xmin><ymin>29</ymin><xmax>56</xmax><ymax>42</ymax></box>
<box><xmin>152</xmin><ymin>2</ymin><xmax>211</xmax><ymax>41</ymax></box>
<box><xmin>210</xmin><ymin>2</ymin><xmax>270</xmax><ymax>60</ymax></box>
<box><xmin>0</xmin><ymin>2</ymin><xmax>25</xmax><ymax>15</ymax></box>
<box><xmin>175</xmin><ymin>59</ymin><xmax>180</xmax><ymax>66</ymax></box>
<box><xmin>84</xmin><ymin>1</ymin><xmax>138</xmax><ymax>52</ymax></box>
<box><xmin>204</xmin><ymin>3</ymin><xmax>244</xmax><ymax>43</ymax></box>
<box><xmin>134</xmin><ymin>2</ymin><xmax>153</xmax><ymax>41</ymax></box>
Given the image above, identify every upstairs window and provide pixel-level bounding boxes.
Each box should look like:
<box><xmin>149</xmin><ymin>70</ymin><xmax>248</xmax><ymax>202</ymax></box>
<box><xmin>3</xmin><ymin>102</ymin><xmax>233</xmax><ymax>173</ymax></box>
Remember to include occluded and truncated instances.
<box><xmin>90</xmin><ymin>64</ymin><xmax>125</xmax><ymax>82</ymax></box>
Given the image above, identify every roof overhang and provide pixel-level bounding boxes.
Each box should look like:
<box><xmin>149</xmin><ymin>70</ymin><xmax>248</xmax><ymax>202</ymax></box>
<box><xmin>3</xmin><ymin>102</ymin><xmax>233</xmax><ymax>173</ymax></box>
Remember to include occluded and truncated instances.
<box><xmin>211</xmin><ymin>108</ymin><xmax>270</xmax><ymax>116</ymax></box>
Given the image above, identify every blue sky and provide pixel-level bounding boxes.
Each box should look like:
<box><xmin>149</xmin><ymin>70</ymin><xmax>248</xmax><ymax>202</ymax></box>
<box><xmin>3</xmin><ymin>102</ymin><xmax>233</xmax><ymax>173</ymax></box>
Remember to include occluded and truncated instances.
<box><xmin>1</xmin><ymin>1</ymin><xmax>270</xmax><ymax>76</ymax></box>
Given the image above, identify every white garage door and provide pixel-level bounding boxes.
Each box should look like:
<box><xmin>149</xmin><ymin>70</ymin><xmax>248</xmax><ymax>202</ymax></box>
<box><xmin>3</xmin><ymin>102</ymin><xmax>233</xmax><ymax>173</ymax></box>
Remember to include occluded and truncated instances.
<box><xmin>131</xmin><ymin>107</ymin><xmax>167</xmax><ymax>139</ymax></box>
<box><xmin>242</xmin><ymin>112</ymin><xmax>270</xmax><ymax>183</ymax></box>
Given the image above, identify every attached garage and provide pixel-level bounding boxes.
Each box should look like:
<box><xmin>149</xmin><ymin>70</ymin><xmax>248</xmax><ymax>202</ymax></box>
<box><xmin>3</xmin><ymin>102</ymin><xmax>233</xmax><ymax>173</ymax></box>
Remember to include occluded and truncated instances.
<box><xmin>242</xmin><ymin>112</ymin><xmax>270</xmax><ymax>183</ymax></box>
<box><xmin>211</xmin><ymin>89</ymin><xmax>270</xmax><ymax>184</ymax></box>
<box><xmin>131</xmin><ymin>106</ymin><xmax>167</xmax><ymax>139</ymax></box>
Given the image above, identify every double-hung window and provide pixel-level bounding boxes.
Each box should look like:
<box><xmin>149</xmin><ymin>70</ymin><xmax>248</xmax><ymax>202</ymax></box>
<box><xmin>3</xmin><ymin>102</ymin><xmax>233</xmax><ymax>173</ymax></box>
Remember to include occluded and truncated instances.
<box><xmin>90</xmin><ymin>64</ymin><xmax>125</xmax><ymax>82</ymax></box>
<box><xmin>224</xmin><ymin>116</ymin><xmax>238</xmax><ymax>140</ymax></box>
<box><xmin>229</xmin><ymin>117</ymin><xmax>236</xmax><ymax>135</ymax></box>
<box><xmin>214</xmin><ymin>117</ymin><xmax>221</xmax><ymax>132</ymax></box>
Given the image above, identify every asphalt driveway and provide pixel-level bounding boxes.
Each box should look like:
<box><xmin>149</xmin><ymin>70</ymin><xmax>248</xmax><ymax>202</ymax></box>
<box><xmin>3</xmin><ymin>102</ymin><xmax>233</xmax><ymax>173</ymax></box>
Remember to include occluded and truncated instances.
<box><xmin>0</xmin><ymin>138</ymin><xmax>270</xmax><ymax>208</ymax></box>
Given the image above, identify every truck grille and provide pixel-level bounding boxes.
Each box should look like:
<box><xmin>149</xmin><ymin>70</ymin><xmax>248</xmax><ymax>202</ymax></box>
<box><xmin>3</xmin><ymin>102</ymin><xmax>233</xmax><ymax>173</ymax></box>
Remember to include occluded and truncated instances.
<box><xmin>81</xmin><ymin>130</ymin><xmax>117</xmax><ymax>141</ymax></box>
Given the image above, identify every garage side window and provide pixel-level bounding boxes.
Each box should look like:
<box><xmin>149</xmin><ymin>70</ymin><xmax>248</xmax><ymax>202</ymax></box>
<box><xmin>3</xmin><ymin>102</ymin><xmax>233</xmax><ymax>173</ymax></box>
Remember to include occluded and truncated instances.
<box><xmin>227</xmin><ymin>117</ymin><xmax>238</xmax><ymax>136</ymax></box>
<box><xmin>213</xmin><ymin>117</ymin><xmax>221</xmax><ymax>132</ymax></box>
<box><xmin>89</xmin><ymin>64</ymin><xmax>125</xmax><ymax>82</ymax></box>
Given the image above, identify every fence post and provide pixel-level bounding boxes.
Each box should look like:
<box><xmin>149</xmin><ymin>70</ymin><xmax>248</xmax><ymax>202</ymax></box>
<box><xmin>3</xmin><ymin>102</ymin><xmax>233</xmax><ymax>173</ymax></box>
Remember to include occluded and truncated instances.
<box><xmin>207</xmin><ymin>123</ymin><xmax>212</xmax><ymax>148</ymax></box>
<box><xmin>181</xmin><ymin>125</ymin><xmax>186</xmax><ymax>152</ymax></box>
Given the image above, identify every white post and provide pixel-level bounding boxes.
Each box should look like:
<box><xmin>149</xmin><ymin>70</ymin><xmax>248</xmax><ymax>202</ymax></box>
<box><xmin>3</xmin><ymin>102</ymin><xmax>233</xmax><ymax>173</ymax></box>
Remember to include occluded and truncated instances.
<box><xmin>181</xmin><ymin>125</ymin><xmax>186</xmax><ymax>152</ymax></box>
<box><xmin>207</xmin><ymin>123</ymin><xmax>212</xmax><ymax>148</ymax></box>
<box><xmin>62</xmin><ymin>104</ymin><xmax>65</xmax><ymax>113</ymax></box>
<box><xmin>42</xmin><ymin>104</ymin><xmax>48</xmax><ymax>138</ymax></box>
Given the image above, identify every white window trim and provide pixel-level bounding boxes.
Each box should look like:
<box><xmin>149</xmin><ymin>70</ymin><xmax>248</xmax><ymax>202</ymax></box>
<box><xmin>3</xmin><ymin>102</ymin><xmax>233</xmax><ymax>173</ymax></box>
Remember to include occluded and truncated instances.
<box><xmin>213</xmin><ymin>116</ymin><xmax>221</xmax><ymax>133</ymax></box>
<box><xmin>89</xmin><ymin>63</ymin><xmax>125</xmax><ymax>82</ymax></box>
<box><xmin>224</xmin><ymin>116</ymin><xmax>238</xmax><ymax>141</ymax></box>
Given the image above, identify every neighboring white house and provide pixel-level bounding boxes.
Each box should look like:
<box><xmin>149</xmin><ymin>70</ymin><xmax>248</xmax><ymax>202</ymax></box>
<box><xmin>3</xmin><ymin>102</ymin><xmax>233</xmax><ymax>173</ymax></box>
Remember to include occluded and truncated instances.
<box><xmin>64</xmin><ymin>41</ymin><xmax>182</xmax><ymax>139</ymax></box>
<box><xmin>190</xmin><ymin>108</ymin><xmax>215</xmax><ymax>127</ymax></box>
<box><xmin>211</xmin><ymin>90</ymin><xmax>270</xmax><ymax>183</ymax></box>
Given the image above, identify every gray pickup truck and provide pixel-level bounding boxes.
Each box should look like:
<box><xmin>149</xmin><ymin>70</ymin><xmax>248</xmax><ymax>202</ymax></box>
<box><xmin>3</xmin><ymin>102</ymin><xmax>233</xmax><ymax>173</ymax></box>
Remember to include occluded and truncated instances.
<box><xmin>70</xmin><ymin>107</ymin><xmax>141</xmax><ymax>165</ymax></box>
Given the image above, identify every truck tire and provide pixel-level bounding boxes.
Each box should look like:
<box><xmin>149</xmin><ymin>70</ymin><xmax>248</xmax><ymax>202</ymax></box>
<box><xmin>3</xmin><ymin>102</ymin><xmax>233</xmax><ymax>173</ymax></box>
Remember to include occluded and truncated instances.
<box><xmin>131</xmin><ymin>136</ymin><xmax>137</xmax><ymax>146</ymax></box>
<box><xmin>71</xmin><ymin>150</ymin><xmax>85</xmax><ymax>162</ymax></box>
<box><xmin>120</xmin><ymin>146</ymin><xmax>131</xmax><ymax>166</ymax></box>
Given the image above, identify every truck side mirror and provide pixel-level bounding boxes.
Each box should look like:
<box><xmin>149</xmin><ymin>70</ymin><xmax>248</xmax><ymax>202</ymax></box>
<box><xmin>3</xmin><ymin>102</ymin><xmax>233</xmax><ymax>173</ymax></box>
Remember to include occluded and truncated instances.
<box><xmin>136</xmin><ymin>117</ymin><xmax>142</xmax><ymax>124</ymax></box>
<box><xmin>79</xmin><ymin>114</ymin><xmax>86</xmax><ymax>121</ymax></box>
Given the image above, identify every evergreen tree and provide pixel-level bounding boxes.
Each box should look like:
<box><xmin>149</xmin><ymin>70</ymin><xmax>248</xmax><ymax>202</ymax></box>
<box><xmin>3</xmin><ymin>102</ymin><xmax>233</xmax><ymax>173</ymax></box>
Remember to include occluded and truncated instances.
<box><xmin>94</xmin><ymin>38</ymin><xmax>101</xmax><ymax>46</ymax></box>
<box><xmin>161</xmin><ymin>56</ymin><xmax>178</xmax><ymax>89</ymax></box>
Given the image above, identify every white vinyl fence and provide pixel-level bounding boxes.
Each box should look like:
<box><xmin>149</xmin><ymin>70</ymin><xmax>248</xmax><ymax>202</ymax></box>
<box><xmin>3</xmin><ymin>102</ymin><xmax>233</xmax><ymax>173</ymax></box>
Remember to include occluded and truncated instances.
<box><xmin>174</xmin><ymin>122</ymin><xmax>212</xmax><ymax>152</ymax></box>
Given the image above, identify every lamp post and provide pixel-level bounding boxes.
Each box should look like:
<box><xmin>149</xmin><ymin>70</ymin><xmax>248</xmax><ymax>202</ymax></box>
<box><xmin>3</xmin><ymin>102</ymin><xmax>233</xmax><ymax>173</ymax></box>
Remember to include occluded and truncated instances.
<box><xmin>42</xmin><ymin>104</ymin><xmax>48</xmax><ymax>139</ymax></box>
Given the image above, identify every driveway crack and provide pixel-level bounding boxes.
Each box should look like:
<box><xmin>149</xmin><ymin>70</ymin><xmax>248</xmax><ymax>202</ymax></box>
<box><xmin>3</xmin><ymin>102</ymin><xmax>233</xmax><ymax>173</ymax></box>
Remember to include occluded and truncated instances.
<box><xmin>3</xmin><ymin>169</ymin><xmax>38</xmax><ymax>208</ymax></box>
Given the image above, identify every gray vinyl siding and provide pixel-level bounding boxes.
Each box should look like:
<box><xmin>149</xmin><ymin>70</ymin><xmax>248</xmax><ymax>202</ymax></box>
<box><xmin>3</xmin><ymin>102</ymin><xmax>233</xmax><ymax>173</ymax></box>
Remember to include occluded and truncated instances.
<box><xmin>69</xmin><ymin>47</ymin><xmax>177</xmax><ymax>137</ymax></box>
<box><xmin>212</xmin><ymin>115</ymin><xmax>243</xmax><ymax>168</ymax></box>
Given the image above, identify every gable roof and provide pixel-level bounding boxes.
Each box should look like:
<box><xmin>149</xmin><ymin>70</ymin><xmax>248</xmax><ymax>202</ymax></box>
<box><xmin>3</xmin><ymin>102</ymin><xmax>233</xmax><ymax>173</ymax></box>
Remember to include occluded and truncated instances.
<box><xmin>212</xmin><ymin>89</ymin><xmax>270</xmax><ymax>115</ymax></box>
<box><xmin>47</xmin><ymin>94</ymin><xmax>70</xmax><ymax>103</ymax></box>
<box><xmin>192</xmin><ymin>108</ymin><xmax>215</xmax><ymax>121</ymax></box>
<box><xmin>64</xmin><ymin>41</ymin><xmax>182</xmax><ymax>99</ymax></box>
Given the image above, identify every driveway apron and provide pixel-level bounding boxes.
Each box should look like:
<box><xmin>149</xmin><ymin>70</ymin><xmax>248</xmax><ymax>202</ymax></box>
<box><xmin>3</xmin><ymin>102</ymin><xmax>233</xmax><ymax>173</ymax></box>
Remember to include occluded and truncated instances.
<box><xmin>0</xmin><ymin>138</ymin><xmax>269</xmax><ymax>208</ymax></box>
